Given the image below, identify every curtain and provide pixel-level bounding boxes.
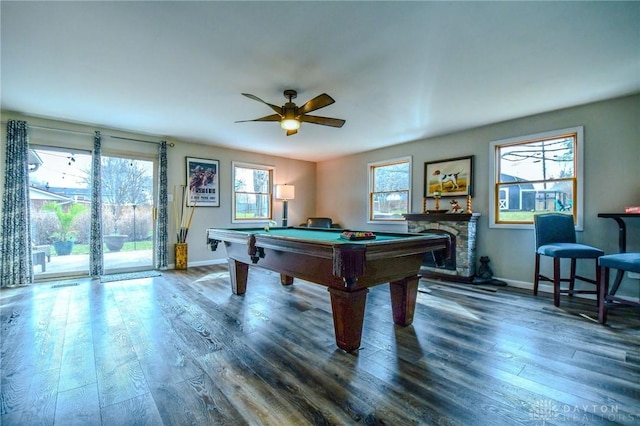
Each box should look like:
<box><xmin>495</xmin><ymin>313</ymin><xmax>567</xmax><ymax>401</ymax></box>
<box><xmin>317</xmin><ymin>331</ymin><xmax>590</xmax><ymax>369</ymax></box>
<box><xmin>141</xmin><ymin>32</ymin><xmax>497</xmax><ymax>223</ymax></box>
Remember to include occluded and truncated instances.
<box><xmin>0</xmin><ymin>120</ymin><xmax>33</xmax><ymax>287</ymax></box>
<box><xmin>89</xmin><ymin>131</ymin><xmax>104</xmax><ymax>276</ymax></box>
<box><xmin>156</xmin><ymin>140</ymin><xmax>168</xmax><ymax>269</ymax></box>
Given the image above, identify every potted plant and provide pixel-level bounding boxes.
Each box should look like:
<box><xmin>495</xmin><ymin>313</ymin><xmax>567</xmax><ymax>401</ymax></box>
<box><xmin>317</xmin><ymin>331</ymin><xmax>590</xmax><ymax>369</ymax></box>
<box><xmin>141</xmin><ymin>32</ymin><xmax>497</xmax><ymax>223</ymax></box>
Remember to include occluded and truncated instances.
<box><xmin>42</xmin><ymin>202</ymin><xmax>87</xmax><ymax>256</ymax></box>
<box><xmin>103</xmin><ymin>234</ymin><xmax>127</xmax><ymax>252</ymax></box>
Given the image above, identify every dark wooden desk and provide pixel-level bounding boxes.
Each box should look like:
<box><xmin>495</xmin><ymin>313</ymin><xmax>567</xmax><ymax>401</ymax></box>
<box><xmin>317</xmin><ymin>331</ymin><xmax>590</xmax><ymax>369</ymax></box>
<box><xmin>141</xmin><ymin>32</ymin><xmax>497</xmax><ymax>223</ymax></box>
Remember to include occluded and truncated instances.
<box><xmin>597</xmin><ymin>213</ymin><xmax>640</xmax><ymax>294</ymax></box>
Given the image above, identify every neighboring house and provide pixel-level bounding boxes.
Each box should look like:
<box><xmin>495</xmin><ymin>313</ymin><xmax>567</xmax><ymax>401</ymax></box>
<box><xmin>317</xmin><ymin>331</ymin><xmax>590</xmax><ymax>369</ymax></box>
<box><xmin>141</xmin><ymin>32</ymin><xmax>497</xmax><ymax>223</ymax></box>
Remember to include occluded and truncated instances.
<box><xmin>498</xmin><ymin>173</ymin><xmax>571</xmax><ymax>212</ymax></box>
<box><xmin>45</xmin><ymin>186</ymin><xmax>92</xmax><ymax>202</ymax></box>
<box><xmin>28</xmin><ymin>186</ymin><xmax>73</xmax><ymax>210</ymax></box>
<box><xmin>497</xmin><ymin>174</ymin><xmax>535</xmax><ymax>211</ymax></box>
<box><xmin>28</xmin><ymin>149</ymin><xmax>43</xmax><ymax>172</ymax></box>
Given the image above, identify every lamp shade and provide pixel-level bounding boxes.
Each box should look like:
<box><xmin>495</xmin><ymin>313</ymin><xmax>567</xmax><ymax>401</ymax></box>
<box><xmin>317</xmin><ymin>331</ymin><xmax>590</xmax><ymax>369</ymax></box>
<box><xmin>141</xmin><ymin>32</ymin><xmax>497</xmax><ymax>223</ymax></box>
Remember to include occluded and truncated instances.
<box><xmin>275</xmin><ymin>184</ymin><xmax>295</xmax><ymax>200</ymax></box>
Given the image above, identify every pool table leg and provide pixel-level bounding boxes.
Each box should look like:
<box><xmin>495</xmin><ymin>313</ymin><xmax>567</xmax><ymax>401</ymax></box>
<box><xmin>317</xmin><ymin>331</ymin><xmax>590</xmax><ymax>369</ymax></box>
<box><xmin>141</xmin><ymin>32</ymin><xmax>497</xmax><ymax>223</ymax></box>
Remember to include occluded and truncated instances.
<box><xmin>327</xmin><ymin>287</ymin><xmax>369</xmax><ymax>353</ymax></box>
<box><xmin>389</xmin><ymin>276</ymin><xmax>419</xmax><ymax>326</ymax></box>
<box><xmin>228</xmin><ymin>259</ymin><xmax>248</xmax><ymax>295</ymax></box>
<box><xmin>280</xmin><ymin>274</ymin><xmax>294</xmax><ymax>286</ymax></box>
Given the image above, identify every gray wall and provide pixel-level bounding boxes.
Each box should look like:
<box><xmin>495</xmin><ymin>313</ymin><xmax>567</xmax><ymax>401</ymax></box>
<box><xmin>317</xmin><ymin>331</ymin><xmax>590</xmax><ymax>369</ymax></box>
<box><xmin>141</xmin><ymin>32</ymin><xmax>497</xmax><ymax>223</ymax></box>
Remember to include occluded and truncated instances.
<box><xmin>316</xmin><ymin>94</ymin><xmax>640</xmax><ymax>295</ymax></box>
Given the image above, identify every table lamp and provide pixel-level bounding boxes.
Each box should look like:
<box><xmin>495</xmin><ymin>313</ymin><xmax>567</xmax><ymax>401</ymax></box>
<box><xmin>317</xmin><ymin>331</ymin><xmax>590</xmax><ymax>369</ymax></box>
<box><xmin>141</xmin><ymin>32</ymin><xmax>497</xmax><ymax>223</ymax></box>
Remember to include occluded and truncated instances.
<box><xmin>275</xmin><ymin>184</ymin><xmax>295</xmax><ymax>226</ymax></box>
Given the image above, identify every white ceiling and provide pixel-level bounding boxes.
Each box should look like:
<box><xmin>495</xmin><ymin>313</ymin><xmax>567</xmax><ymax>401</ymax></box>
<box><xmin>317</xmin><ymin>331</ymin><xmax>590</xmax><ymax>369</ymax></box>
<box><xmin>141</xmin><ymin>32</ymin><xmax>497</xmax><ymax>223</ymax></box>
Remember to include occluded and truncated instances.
<box><xmin>2</xmin><ymin>1</ymin><xmax>639</xmax><ymax>162</ymax></box>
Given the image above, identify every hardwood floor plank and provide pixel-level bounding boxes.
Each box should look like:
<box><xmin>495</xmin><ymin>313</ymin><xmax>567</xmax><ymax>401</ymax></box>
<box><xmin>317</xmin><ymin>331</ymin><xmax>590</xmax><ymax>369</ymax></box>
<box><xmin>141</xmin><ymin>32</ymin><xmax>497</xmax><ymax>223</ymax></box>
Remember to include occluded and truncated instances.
<box><xmin>96</xmin><ymin>358</ymin><xmax>150</xmax><ymax>408</ymax></box>
<box><xmin>58</xmin><ymin>339</ymin><xmax>96</xmax><ymax>392</ymax></box>
<box><xmin>100</xmin><ymin>392</ymin><xmax>164</xmax><ymax>426</ymax></box>
<box><xmin>137</xmin><ymin>334</ymin><xmax>204</xmax><ymax>387</ymax></box>
<box><xmin>467</xmin><ymin>357</ymin><xmax>635</xmax><ymax>424</ymax></box>
<box><xmin>54</xmin><ymin>383</ymin><xmax>101</xmax><ymax>426</ymax></box>
<box><xmin>239</xmin><ymin>327</ymin><xmax>369</xmax><ymax>424</ymax></box>
<box><xmin>0</xmin><ymin>367</ymin><xmax>58</xmax><ymax>424</ymax></box>
<box><xmin>518</xmin><ymin>361</ymin><xmax>640</xmax><ymax>411</ymax></box>
<box><xmin>197</xmin><ymin>345</ymin><xmax>314</xmax><ymax>425</ymax></box>
<box><xmin>1</xmin><ymin>265</ymin><xmax>638</xmax><ymax>425</ymax></box>
<box><xmin>150</xmin><ymin>373</ymin><xmax>245</xmax><ymax>425</ymax></box>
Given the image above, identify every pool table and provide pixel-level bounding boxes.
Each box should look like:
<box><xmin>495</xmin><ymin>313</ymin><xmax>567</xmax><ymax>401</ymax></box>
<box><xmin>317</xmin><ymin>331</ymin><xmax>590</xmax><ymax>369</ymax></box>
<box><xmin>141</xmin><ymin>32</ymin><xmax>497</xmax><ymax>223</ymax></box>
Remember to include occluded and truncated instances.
<box><xmin>206</xmin><ymin>227</ymin><xmax>450</xmax><ymax>352</ymax></box>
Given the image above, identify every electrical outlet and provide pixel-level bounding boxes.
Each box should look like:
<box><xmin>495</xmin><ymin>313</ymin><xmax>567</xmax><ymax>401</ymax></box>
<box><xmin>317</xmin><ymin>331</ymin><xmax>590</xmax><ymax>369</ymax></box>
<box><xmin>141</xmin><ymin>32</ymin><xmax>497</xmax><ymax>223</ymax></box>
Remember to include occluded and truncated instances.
<box><xmin>628</xmin><ymin>272</ymin><xmax>640</xmax><ymax>280</ymax></box>
<box><xmin>168</xmin><ymin>194</ymin><xmax>173</xmax><ymax>202</ymax></box>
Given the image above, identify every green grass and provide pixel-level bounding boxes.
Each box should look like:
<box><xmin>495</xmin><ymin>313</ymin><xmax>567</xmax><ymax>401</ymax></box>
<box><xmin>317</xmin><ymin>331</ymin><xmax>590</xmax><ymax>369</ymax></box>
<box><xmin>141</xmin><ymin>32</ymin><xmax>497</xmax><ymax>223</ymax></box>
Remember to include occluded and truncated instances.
<box><xmin>498</xmin><ymin>210</ymin><xmax>572</xmax><ymax>222</ymax></box>
<box><xmin>70</xmin><ymin>241</ymin><xmax>153</xmax><ymax>255</ymax></box>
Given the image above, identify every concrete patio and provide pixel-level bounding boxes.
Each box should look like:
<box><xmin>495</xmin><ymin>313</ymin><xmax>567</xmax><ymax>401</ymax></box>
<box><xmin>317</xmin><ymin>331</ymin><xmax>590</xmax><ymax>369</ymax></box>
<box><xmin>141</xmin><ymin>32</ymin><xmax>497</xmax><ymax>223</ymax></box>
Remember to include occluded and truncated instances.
<box><xmin>33</xmin><ymin>249</ymin><xmax>154</xmax><ymax>277</ymax></box>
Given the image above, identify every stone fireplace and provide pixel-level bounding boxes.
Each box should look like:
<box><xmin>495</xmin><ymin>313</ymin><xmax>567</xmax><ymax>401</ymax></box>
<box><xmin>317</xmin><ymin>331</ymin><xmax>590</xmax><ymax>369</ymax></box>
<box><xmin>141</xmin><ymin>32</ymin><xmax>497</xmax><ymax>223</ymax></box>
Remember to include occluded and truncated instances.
<box><xmin>404</xmin><ymin>212</ymin><xmax>481</xmax><ymax>283</ymax></box>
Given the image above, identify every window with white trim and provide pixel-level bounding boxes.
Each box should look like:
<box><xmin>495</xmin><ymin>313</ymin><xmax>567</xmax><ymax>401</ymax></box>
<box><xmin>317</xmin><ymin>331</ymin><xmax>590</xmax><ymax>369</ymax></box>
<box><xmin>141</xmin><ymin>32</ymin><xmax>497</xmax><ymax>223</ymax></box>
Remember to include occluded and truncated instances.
<box><xmin>489</xmin><ymin>126</ymin><xmax>584</xmax><ymax>229</ymax></box>
<box><xmin>368</xmin><ymin>157</ymin><xmax>411</xmax><ymax>222</ymax></box>
<box><xmin>232</xmin><ymin>162</ymin><xmax>274</xmax><ymax>222</ymax></box>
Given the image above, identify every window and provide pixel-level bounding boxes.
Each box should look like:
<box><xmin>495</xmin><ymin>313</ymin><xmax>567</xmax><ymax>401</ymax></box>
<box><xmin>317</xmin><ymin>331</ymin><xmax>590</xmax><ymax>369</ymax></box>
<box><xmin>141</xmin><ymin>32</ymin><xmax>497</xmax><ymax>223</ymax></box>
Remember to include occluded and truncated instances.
<box><xmin>368</xmin><ymin>157</ymin><xmax>411</xmax><ymax>222</ymax></box>
<box><xmin>232</xmin><ymin>162</ymin><xmax>274</xmax><ymax>222</ymax></box>
<box><xmin>489</xmin><ymin>126</ymin><xmax>584</xmax><ymax>229</ymax></box>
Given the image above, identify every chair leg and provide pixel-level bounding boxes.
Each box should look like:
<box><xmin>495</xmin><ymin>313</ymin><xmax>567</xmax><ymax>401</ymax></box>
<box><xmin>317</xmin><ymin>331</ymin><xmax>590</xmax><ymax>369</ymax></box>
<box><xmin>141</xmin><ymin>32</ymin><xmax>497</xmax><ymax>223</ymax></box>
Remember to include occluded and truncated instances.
<box><xmin>569</xmin><ymin>258</ymin><xmax>577</xmax><ymax>296</ymax></box>
<box><xmin>598</xmin><ymin>266</ymin><xmax>609</xmax><ymax>324</ymax></box>
<box><xmin>553</xmin><ymin>257</ymin><xmax>561</xmax><ymax>307</ymax></box>
<box><xmin>595</xmin><ymin>258</ymin><xmax>601</xmax><ymax>308</ymax></box>
<box><xmin>533</xmin><ymin>254</ymin><xmax>541</xmax><ymax>295</ymax></box>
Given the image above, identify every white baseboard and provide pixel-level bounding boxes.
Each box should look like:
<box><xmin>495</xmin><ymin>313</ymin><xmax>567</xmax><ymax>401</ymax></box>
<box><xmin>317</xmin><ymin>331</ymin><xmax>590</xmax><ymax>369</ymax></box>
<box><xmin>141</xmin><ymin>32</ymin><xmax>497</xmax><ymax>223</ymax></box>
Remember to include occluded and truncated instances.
<box><xmin>493</xmin><ymin>276</ymin><xmax>637</xmax><ymax>303</ymax></box>
<box><xmin>170</xmin><ymin>258</ymin><xmax>226</xmax><ymax>270</ymax></box>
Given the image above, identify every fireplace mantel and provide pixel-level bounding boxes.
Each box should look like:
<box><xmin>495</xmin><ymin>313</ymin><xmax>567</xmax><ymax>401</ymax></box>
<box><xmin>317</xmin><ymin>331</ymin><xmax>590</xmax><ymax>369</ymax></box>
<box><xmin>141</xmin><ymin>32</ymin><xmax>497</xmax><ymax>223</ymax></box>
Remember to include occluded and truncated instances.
<box><xmin>404</xmin><ymin>212</ymin><xmax>479</xmax><ymax>222</ymax></box>
<box><xmin>404</xmin><ymin>212</ymin><xmax>481</xmax><ymax>283</ymax></box>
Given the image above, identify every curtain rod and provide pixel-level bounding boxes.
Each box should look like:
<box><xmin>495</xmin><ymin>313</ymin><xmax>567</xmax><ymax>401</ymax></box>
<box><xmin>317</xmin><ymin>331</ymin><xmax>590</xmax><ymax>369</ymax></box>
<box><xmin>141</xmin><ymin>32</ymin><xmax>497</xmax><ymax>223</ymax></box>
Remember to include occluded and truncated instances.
<box><xmin>1</xmin><ymin>121</ymin><xmax>175</xmax><ymax>147</ymax></box>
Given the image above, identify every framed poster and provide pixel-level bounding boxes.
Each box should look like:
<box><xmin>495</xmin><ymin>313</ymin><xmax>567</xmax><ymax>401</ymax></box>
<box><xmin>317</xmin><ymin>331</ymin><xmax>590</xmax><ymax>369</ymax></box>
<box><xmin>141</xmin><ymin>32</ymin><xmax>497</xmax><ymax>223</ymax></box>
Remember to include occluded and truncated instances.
<box><xmin>186</xmin><ymin>157</ymin><xmax>220</xmax><ymax>207</ymax></box>
<box><xmin>424</xmin><ymin>155</ymin><xmax>473</xmax><ymax>197</ymax></box>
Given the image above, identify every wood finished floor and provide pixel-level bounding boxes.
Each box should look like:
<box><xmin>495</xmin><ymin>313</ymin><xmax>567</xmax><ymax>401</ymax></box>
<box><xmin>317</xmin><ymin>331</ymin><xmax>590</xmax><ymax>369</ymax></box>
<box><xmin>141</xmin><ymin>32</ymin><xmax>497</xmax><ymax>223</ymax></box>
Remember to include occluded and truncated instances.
<box><xmin>1</xmin><ymin>265</ymin><xmax>639</xmax><ymax>425</ymax></box>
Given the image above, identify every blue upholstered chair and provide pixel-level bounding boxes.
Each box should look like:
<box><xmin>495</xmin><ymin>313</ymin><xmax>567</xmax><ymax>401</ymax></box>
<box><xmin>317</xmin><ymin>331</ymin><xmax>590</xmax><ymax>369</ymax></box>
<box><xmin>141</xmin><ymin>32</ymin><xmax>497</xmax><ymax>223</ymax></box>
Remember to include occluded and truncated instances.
<box><xmin>598</xmin><ymin>253</ymin><xmax>640</xmax><ymax>324</ymax></box>
<box><xmin>533</xmin><ymin>213</ymin><xmax>604</xmax><ymax>307</ymax></box>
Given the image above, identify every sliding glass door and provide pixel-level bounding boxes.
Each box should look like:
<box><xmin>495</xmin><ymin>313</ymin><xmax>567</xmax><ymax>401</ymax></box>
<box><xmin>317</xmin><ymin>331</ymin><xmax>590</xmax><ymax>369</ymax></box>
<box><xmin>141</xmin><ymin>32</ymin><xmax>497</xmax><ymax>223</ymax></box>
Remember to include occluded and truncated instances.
<box><xmin>101</xmin><ymin>155</ymin><xmax>155</xmax><ymax>273</ymax></box>
<box><xmin>29</xmin><ymin>146</ymin><xmax>92</xmax><ymax>278</ymax></box>
<box><xmin>29</xmin><ymin>147</ymin><xmax>156</xmax><ymax>279</ymax></box>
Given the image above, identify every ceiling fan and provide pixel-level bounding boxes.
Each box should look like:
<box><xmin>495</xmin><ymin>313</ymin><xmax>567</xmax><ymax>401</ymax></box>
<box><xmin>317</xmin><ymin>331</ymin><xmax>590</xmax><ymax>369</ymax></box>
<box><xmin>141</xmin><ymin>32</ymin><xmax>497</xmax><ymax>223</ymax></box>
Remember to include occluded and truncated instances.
<box><xmin>235</xmin><ymin>89</ymin><xmax>346</xmax><ymax>136</ymax></box>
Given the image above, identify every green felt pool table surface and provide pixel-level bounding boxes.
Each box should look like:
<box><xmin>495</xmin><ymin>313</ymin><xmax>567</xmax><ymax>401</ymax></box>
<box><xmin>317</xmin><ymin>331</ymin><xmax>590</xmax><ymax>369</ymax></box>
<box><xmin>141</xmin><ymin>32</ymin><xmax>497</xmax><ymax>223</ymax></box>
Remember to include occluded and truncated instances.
<box><xmin>232</xmin><ymin>227</ymin><xmax>418</xmax><ymax>243</ymax></box>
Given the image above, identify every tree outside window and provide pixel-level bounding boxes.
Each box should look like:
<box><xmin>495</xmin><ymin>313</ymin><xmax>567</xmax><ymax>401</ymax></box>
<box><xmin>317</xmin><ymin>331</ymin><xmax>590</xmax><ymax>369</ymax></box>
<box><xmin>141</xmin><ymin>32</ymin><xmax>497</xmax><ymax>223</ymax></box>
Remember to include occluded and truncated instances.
<box><xmin>100</xmin><ymin>157</ymin><xmax>152</xmax><ymax>235</ymax></box>
<box><xmin>233</xmin><ymin>163</ymin><xmax>273</xmax><ymax>221</ymax></box>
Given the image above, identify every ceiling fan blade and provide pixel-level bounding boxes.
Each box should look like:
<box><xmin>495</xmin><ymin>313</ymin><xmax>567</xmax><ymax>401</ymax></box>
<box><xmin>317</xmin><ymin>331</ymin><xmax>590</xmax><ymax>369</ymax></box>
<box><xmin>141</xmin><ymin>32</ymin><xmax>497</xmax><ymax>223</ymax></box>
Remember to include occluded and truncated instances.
<box><xmin>235</xmin><ymin>114</ymin><xmax>281</xmax><ymax>123</ymax></box>
<box><xmin>286</xmin><ymin>129</ymin><xmax>298</xmax><ymax>136</ymax></box>
<box><xmin>300</xmin><ymin>114</ymin><xmax>345</xmax><ymax>128</ymax></box>
<box><xmin>298</xmin><ymin>93</ymin><xmax>335</xmax><ymax>115</ymax></box>
<box><xmin>241</xmin><ymin>93</ymin><xmax>283</xmax><ymax>115</ymax></box>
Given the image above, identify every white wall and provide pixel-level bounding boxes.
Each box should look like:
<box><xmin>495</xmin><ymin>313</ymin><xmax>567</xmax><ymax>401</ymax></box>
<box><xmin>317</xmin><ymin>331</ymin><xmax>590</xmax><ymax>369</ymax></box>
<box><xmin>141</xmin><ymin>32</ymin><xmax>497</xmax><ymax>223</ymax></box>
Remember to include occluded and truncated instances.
<box><xmin>317</xmin><ymin>94</ymin><xmax>640</xmax><ymax>295</ymax></box>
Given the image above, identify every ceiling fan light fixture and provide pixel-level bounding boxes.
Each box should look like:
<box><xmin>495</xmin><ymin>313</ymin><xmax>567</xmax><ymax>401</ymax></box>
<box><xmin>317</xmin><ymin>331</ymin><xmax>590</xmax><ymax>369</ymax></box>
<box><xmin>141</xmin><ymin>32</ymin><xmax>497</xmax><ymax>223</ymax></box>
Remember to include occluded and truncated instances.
<box><xmin>238</xmin><ymin>89</ymin><xmax>344</xmax><ymax>133</ymax></box>
<box><xmin>280</xmin><ymin>118</ymin><xmax>300</xmax><ymax>130</ymax></box>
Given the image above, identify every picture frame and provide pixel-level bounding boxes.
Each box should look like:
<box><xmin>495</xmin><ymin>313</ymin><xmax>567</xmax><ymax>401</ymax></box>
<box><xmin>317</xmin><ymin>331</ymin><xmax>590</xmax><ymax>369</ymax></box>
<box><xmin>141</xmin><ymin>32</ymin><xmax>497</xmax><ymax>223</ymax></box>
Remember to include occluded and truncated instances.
<box><xmin>424</xmin><ymin>155</ymin><xmax>473</xmax><ymax>197</ymax></box>
<box><xmin>186</xmin><ymin>157</ymin><xmax>220</xmax><ymax>207</ymax></box>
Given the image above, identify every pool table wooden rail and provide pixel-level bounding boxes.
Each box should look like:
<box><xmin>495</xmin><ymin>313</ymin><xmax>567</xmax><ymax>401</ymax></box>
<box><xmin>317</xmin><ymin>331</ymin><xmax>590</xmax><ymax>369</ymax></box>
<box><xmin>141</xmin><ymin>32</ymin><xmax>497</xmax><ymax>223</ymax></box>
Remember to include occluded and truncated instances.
<box><xmin>207</xmin><ymin>228</ymin><xmax>448</xmax><ymax>288</ymax></box>
<box><xmin>206</xmin><ymin>227</ymin><xmax>450</xmax><ymax>352</ymax></box>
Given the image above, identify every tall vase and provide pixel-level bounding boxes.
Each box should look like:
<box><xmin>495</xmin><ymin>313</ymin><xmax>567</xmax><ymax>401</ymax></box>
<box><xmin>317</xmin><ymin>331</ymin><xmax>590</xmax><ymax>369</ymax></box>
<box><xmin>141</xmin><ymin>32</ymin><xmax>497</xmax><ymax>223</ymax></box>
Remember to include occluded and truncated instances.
<box><xmin>175</xmin><ymin>243</ymin><xmax>188</xmax><ymax>270</ymax></box>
